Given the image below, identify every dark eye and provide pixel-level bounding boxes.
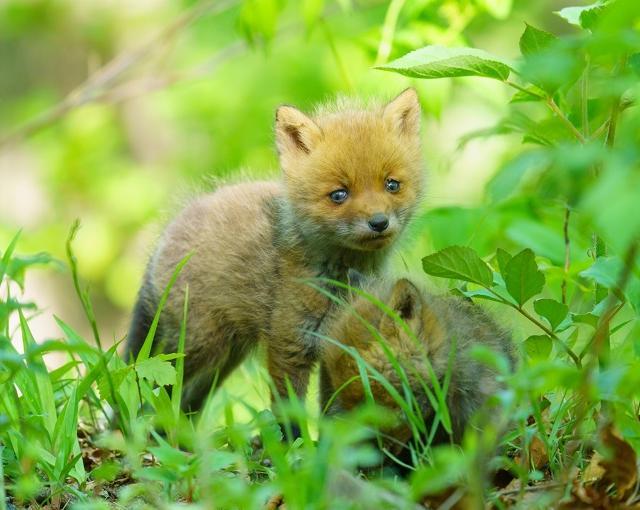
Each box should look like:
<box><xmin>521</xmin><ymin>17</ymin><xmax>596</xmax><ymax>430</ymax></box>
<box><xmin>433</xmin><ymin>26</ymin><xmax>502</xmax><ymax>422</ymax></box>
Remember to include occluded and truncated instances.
<box><xmin>385</xmin><ymin>179</ymin><xmax>401</xmax><ymax>193</ymax></box>
<box><xmin>329</xmin><ymin>189</ymin><xmax>349</xmax><ymax>204</ymax></box>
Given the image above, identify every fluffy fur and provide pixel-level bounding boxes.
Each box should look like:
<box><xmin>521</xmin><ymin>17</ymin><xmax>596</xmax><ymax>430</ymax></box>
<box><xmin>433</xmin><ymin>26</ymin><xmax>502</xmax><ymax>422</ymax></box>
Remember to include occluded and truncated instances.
<box><xmin>320</xmin><ymin>276</ymin><xmax>514</xmax><ymax>457</ymax></box>
<box><xmin>126</xmin><ymin>89</ymin><xmax>425</xmax><ymax>413</ymax></box>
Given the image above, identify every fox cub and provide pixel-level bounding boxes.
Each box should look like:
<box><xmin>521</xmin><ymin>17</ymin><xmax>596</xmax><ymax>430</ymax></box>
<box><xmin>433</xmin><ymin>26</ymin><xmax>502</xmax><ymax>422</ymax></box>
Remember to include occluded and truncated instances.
<box><xmin>126</xmin><ymin>89</ymin><xmax>424</xmax><ymax>413</ymax></box>
<box><xmin>321</xmin><ymin>275</ymin><xmax>514</xmax><ymax>453</ymax></box>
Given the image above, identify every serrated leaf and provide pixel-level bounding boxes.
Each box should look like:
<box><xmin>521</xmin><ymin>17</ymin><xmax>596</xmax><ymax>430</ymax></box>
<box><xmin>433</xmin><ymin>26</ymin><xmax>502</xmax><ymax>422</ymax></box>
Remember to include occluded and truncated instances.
<box><xmin>503</xmin><ymin>249</ymin><xmax>545</xmax><ymax>306</ymax></box>
<box><xmin>377</xmin><ymin>45</ymin><xmax>514</xmax><ymax>81</ymax></box>
<box><xmin>422</xmin><ymin>246</ymin><xmax>493</xmax><ymax>287</ymax></box>
<box><xmin>534</xmin><ymin>299</ymin><xmax>569</xmax><ymax>331</ymax></box>
<box><xmin>135</xmin><ymin>357</ymin><xmax>176</xmax><ymax>387</ymax></box>
<box><xmin>97</xmin><ymin>367</ymin><xmax>132</xmax><ymax>401</ymax></box>
<box><xmin>555</xmin><ymin>2</ymin><xmax>608</xmax><ymax>29</ymax></box>
<box><xmin>519</xmin><ymin>23</ymin><xmax>558</xmax><ymax>56</ymax></box>
<box><xmin>525</xmin><ymin>335</ymin><xmax>553</xmax><ymax>359</ymax></box>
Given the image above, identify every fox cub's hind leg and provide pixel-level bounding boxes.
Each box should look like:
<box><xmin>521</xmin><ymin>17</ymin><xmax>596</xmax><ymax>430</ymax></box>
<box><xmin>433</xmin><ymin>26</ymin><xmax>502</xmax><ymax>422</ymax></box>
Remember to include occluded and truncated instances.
<box><xmin>180</xmin><ymin>331</ymin><xmax>257</xmax><ymax>412</ymax></box>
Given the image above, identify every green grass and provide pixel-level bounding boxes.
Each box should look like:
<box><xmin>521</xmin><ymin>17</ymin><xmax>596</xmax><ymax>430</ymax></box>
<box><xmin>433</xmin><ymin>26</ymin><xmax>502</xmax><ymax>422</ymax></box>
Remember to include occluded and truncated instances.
<box><xmin>2</xmin><ymin>225</ymin><xmax>639</xmax><ymax>510</ymax></box>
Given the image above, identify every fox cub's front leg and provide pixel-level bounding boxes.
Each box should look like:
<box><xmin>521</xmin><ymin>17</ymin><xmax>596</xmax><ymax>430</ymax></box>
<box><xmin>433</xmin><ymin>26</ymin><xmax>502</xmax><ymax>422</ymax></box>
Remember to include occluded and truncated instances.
<box><xmin>267</xmin><ymin>338</ymin><xmax>317</xmax><ymax>440</ymax></box>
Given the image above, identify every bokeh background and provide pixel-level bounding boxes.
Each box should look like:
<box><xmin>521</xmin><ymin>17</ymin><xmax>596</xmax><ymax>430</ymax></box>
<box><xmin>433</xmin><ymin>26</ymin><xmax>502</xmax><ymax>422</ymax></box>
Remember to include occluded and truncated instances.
<box><xmin>0</xmin><ymin>0</ymin><xmax>590</xmax><ymax>351</ymax></box>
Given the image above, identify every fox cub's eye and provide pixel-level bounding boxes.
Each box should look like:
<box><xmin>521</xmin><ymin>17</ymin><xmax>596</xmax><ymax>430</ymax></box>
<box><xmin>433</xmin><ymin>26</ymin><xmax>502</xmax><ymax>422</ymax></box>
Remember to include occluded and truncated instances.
<box><xmin>385</xmin><ymin>179</ymin><xmax>401</xmax><ymax>193</ymax></box>
<box><xmin>329</xmin><ymin>189</ymin><xmax>349</xmax><ymax>204</ymax></box>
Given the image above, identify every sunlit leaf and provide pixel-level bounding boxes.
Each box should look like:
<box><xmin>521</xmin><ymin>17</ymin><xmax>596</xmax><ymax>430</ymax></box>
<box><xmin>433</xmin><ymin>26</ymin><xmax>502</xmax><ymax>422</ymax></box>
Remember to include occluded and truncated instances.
<box><xmin>135</xmin><ymin>357</ymin><xmax>177</xmax><ymax>387</ymax></box>
<box><xmin>555</xmin><ymin>1</ymin><xmax>608</xmax><ymax>30</ymax></box>
<box><xmin>519</xmin><ymin>23</ymin><xmax>557</xmax><ymax>56</ymax></box>
<box><xmin>422</xmin><ymin>246</ymin><xmax>493</xmax><ymax>287</ymax></box>
<box><xmin>377</xmin><ymin>45</ymin><xmax>514</xmax><ymax>80</ymax></box>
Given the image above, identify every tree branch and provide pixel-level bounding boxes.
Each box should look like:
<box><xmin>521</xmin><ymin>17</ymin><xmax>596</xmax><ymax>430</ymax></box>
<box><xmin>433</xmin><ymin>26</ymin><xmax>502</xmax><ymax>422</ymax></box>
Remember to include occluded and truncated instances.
<box><xmin>0</xmin><ymin>0</ymin><xmax>239</xmax><ymax>147</ymax></box>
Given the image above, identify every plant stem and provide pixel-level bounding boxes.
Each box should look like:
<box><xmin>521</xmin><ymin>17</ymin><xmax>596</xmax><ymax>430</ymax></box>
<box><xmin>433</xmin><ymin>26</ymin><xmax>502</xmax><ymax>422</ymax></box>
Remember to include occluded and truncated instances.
<box><xmin>486</xmin><ymin>289</ymin><xmax>581</xmax><ymax>368</ymax></box>
<box><xmin>581</xmin><ymin>57</ymin><xmax>590</xmax><ymax>138</ymax></box>
<box><xmin>375</xmin><ymin>0</ymin><xmax>407</xmax><ymax>65</ymax></box>
<box><xmin>592</xmin><ymin>54</ymin><xmax>628</xmax><ymax>369</ymax></box>
<box><xmin>545</xmin><ymin>97</ymin><xmax>586</xmax><ymax>143</ymax></box>
<box><xmin>504</xmin><ymin>79</ymin><xmax>544</xmax><ymax>98</ymax></box>
<box><xmin>562</xmin><ymin>207</ymin><xmax>571</xmax><ymax>305</ymax></box>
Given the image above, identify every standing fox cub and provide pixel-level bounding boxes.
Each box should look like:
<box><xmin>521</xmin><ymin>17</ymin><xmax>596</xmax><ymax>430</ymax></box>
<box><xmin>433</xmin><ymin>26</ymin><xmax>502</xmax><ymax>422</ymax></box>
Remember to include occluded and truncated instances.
<box><xmin>127</xmin><ymin>89</ymin><xmax>424</xmax><ymax>413</ymax></box>
<box><xmin>321</xmin><ymin>276</ymin><xmax>514</xmax><ymax>454</ymax></box>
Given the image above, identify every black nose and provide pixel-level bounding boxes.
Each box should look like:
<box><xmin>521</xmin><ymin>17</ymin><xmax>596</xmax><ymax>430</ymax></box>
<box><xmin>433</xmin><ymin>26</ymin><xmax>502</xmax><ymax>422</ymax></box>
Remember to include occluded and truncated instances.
<box><xmin>368</xmin><ymin>213</ymin><xmax>389</xmax><ymax>233</ymax></box>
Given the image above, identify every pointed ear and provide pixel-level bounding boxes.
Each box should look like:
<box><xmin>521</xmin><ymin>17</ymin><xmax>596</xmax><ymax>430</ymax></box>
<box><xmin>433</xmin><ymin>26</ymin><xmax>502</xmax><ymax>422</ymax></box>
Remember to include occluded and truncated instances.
<box><xmin>380</xmin><ymin>278</ymin><xmax>423</xmax><ymax>337</ymax></box>
<box><xmin>383</xmin><ymin>88</ymin><xmax>421</xmax><ymax>137</ymax></box>
<box><xmin>275</xmin><ymin>105</ymin><xmax>323</xmax><ymax>157</ymax></box>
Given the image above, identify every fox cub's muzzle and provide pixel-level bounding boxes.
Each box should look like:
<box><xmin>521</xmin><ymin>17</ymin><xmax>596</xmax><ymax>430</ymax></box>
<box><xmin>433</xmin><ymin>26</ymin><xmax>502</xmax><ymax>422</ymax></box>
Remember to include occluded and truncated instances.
<box><xmin>367</xmin><ymin>213</ymin><xmax>389</xmax><ymax>233</ymax></box>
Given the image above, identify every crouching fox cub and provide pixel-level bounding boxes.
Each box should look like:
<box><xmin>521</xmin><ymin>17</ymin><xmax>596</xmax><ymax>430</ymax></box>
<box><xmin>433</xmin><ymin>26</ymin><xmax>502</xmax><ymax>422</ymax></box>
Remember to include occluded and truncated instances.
<box><xmin>126</xmin><ymin>89</ymin><xmax>424</xmax><ymax>414</ymax></box>
<box><xmin>321</xmin><ymin>276</ymin><xmax>514</xmax><ymax>457</ymax></box>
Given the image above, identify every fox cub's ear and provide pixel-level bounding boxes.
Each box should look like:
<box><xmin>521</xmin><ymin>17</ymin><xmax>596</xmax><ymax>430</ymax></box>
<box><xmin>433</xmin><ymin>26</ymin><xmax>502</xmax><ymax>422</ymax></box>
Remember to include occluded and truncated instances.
<box><xmin>380</xmin><ymin>278</ymin><xmax>423</xmax><ymax>338</ymax></box>
<box><xmin>383</xmin><ymin>88</ymin><xmax>421</xmax><ymax>137</ymax></box>
<box><xmin>275</xmin><ymin>105</ymin><xmax>323</xmax><ymax>157</ymax></box>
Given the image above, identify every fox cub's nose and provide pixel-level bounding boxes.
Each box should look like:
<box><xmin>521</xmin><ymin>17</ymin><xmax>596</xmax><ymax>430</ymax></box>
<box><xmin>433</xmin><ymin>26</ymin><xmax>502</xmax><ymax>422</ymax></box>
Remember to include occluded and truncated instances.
<box><xmin>368</xmin><ymin>213</ymin><xmax>389</xmax><ymax>233</ymax></box>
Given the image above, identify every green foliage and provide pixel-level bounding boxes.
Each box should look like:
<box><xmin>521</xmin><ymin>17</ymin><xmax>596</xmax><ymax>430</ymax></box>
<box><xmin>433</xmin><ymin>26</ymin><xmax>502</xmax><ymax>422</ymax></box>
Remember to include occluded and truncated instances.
<box><xmin>1</xmin><ymin>0</ymin><xmax>640</xmax><ymax>508</ymax></box>
<box><xmin>377</xmin><ymin>45</ymin><xmax>514</xmax><ymax>80</ymax></box>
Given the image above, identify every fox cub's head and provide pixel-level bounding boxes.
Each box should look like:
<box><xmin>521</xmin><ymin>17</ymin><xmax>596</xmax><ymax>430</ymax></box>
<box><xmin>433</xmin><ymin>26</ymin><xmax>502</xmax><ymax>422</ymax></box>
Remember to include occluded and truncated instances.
<box><xmin>323</xmin><ymin>277</ymin><xmax>444</xmax><ymax>413</ymax></box>
<box><xmin>275</xmin><ymin>89</ymin><xmax>423</xmax><ymax>251</ymax></box>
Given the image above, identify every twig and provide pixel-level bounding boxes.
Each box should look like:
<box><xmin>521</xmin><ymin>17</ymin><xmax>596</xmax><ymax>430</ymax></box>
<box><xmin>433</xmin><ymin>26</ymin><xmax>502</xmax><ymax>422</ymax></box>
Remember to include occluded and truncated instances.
<box><xmin>591</xmin><ymin>241</ymin><xmax>637</xmax><ymax>360</ymax></box>
<box><xmin>375</xmin><ymin>0</ymin><xmax>407</xmax><ymax>65</ymax></box>
<box><xmin>0</xmin><ymin>0</ymin><xmax>239</xmax><ymax>147</ymax></box>
<box><xmin>486</xmin><ymin>289</ymin><xmax>581</xmax><ymax>367</ymax></box>
<box><xmin>546</xmin><ymin>97</ymin><xmax>586</xmax><ymax>144</ymax></box>
<box><xmin>562</xmin><ymin>207</ymin><xmax>571</xmax><ymax>305</ymax></box>
<box><xmin>581</xmin><ymin>57</ymin><xmax>590</xmax><ymax>138</ymax></box>
<box><xmin>497</xmin><ymin>481</ymin><xmax>565</xmax><ymax>497</ymax></box>
<box><xmin>605</xmin><ymin>55</ymin><xmax>629</xmax><ymax>149</ymax></box>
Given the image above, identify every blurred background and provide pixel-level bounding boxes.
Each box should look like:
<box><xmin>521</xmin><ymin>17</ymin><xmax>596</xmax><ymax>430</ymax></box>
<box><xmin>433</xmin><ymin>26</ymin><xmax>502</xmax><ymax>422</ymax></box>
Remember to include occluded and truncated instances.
<box><xmin>0</xmin><ymin>0</ymin><xmax>590</xmax><ymax>350</ymax></box>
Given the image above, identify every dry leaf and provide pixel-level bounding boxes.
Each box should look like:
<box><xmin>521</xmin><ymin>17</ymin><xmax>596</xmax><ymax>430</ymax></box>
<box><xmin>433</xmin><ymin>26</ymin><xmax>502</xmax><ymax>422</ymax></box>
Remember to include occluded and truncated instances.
<box><xmin>598</xmin><ymin>424</ymin><xmax>638</xmax><ymax>500</ymax></box>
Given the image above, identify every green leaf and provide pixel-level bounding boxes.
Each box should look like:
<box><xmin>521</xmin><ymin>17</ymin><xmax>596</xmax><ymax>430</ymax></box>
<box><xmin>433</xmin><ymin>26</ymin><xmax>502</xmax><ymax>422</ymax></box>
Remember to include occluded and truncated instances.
<box><xmin>555</xmin><ymin>2</ymin><xmax>608</xmax><ymax>29</ymax></box>
<box><xmin>0</xmin><ymin>230</ymin><xmax>21</xmax><ymax>283</ymax></box>
<box><xmin>495</xmin><ymin>248</ymin><xmax>512</xmax><ymax>276</ymax></box>
<box><xmin>534</xmin><ymin>299</ymin><xmax>569</xmax><ymax>331</ymax></box>
<box><xmin>524</xmin><ymin>335</ymin><xmax>553</xmax><ymax>359</ymax></box>
<box><xmin>519</xmin><ymin>23</ymin><xmax>557</xmax><ymax>56</ymax></box>
<box><xmin>488</xmin><ymin>151</ymin><xmax>550</xmax><ymax>202</ymax></box>
<box><xmin>377</xmin><ymin>45</ymin><xmax>514</xmax><ymax>81</ymax></box>
<box><xmin>503</xmin><ymin>248</ymin><xmax>545</xmax><ymax>306</ymax></box>
<box><xmin>135</xmin><ymin>357</ymin><xmax>177</xmax><ymax>387</ymax></box>
<box><xmin>450</xmin><ymin>287</ymin><xmax>503</xmax><ymax>303</ymax></box>
<box><xmin>509</xmin><ymin>84</ymin><xmax>546</xmax><ymax>103</ymax></box>
<box><xmin>580</xmin><ymin>256</ymin><xmax>622</xmax><ymax>288</ymax></box>
<box><xmin>422</xmin><ymin>246</ymin><xmax>493</xmax><ymax>287</ymax></box>
<box><xmin>4</xmin><ymin>252</ymin><xmax>58</xmax><ymax>289</ymax></box>
<box><xmin>582</xmin><ymin>165</ymin><xmax>640</xmax><ymax>255</ymax></box>
<box><xmin>506</xmin><ymin>220</ymin><xmax>565</xmax><ymax>266</ymax></box>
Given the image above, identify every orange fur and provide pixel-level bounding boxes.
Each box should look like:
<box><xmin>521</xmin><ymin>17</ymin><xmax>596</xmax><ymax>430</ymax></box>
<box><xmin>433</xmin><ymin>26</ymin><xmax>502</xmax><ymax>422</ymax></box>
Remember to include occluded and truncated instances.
<box><xmin>126</xmin><ymin>90</ymin><xmax>425</xmax><ymax>416</ymax></box>
<box><xmin>321</xmin><ymin>276</ymin><xmax>514</xmax><ymax>455</ymax></box>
